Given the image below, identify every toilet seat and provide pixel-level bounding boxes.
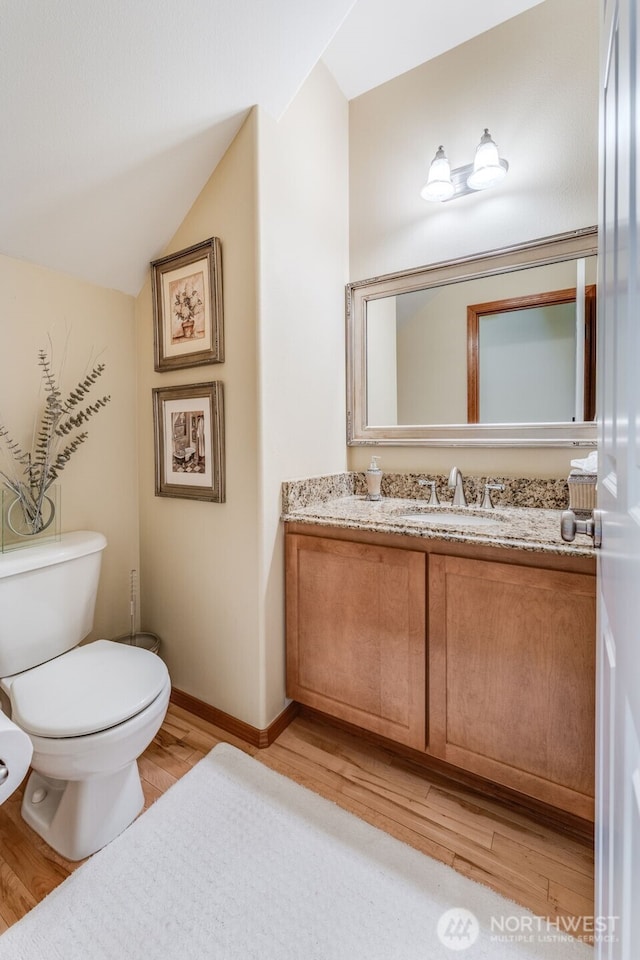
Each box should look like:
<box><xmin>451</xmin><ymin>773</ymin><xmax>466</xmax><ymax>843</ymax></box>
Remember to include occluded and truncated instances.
<box><xmin>6</xmin><ymin>639</ymin><xmax>169</xmax><ymax>738</ymax></box>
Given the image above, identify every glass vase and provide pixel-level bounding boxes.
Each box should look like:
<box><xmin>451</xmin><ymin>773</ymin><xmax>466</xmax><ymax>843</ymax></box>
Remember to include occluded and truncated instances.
<box><xmin>1</xmin><ymin>485</ymin><xmax>61</xmax><ymax>552</ymax></box>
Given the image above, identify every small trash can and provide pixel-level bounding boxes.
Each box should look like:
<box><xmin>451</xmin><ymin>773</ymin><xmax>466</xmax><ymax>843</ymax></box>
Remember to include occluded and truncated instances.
<box><xmin>114</xmin><ymin>632</ymin><xmax>161</xmax><ymax>655</ymax></box>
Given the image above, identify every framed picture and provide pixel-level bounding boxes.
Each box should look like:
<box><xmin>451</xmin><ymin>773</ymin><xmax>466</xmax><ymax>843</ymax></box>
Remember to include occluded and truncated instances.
<box><xmin>152</xmin><ymin>382</ymin><xmax>225</xmax><ymax>502</ymax></box>
<box><xmin>151</xmin><ymin>237</ymin><xmax>224</xmax><ymax>372</ymax></box>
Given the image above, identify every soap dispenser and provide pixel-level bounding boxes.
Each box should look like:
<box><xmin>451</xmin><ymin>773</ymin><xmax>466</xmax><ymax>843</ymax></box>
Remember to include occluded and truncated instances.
<box><xmin>365</xmin><ymin>456</ymin><xmax>383</xmax><ymax>501</ymax></box>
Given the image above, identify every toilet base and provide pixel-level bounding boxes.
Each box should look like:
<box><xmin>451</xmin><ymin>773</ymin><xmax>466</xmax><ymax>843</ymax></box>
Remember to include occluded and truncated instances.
<box><xmin>21</xmin><ymin>761</ymin><xmax>144</xmax><ymax>861</ymax></box>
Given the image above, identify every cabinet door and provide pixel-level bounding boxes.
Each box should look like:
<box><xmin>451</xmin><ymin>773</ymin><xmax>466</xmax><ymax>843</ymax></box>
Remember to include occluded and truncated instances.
<box><xmin>286</xmin><ymin>534</ymin><xmax>426</xmax><ymax>749</ymax></box>
<box><xmin>428</xmin><ymin>555</ymin><xmax>596</xmax><ymax>820</ymax></box>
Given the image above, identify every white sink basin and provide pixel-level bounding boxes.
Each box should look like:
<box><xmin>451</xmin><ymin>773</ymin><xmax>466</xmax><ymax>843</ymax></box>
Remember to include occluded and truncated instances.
<box><xmin>396</xmin><ymin>512</ymin><xmax>503</xmax><ymax>530</ymax></box>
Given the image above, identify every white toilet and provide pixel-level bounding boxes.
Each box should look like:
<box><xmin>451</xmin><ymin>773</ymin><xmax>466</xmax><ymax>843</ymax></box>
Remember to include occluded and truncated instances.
<box><xmin>0</xmin><ymin>530</ymin><xmax>170</xmax><ymax>861</ymax></box>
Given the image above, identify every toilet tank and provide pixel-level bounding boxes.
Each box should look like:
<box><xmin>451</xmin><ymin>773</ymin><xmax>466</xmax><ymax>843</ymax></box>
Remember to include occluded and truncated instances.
<box><xmin>0</xmin><ymin>531</ymin><xmax>107</xmax><ymax>677</ymax></box>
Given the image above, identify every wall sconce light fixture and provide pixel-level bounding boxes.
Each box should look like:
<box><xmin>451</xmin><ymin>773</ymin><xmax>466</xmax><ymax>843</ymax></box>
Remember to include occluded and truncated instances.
<box><xmin>421</xmin><ymin>129</ymin><xmax>509</xmax><ymax>203</ymax></box>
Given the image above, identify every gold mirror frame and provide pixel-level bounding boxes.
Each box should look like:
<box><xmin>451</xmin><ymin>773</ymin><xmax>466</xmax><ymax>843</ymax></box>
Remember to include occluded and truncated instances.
<box><xmin>346</xmin><ymin>227</ymin><xmax>598</xmax><ymax>447</ymax></box>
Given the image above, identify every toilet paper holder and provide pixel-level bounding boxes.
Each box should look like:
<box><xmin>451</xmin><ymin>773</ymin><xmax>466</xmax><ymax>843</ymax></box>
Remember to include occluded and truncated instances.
<box><xmin>0</xmin><ymin>711</ymin><xmax>34</xmax><ymax>804</ymax></box>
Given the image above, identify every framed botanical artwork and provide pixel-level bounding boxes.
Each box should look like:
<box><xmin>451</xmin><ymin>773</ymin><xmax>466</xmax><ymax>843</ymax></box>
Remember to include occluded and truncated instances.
<box><xmin>152</xmin><ymin>382</ymin><xmax>225</xmax><ymax>502</ymax></box>
<box><xmin>151</xmin><ymin>237</ymin><xmax>224</xmax><ymax>372</ymax></box>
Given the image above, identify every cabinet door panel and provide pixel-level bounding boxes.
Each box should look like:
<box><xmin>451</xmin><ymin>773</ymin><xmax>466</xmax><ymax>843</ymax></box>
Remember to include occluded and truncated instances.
<box><xmin>286</xmin><ymin>534</ymin><xmax>426</xmax><ymax>748</ymax></box>
<box><xmin>428</xmin><ymin>555</ymin><xmax>595</xmax><ymax>819</ymax></box>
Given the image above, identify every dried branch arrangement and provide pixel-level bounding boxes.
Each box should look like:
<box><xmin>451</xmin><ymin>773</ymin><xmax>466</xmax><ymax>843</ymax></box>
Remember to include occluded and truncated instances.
<box><xmin>0</xmin><ymin>347</ymin><xmax>111</xmax><ymax>533</ymax></box>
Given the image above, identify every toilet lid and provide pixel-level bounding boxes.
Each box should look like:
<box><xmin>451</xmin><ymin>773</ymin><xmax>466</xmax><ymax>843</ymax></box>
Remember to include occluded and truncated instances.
<box><xmin>9</xmin><ymin>639</ymin><xmax>169</xmax><ymax>738</ymax></box>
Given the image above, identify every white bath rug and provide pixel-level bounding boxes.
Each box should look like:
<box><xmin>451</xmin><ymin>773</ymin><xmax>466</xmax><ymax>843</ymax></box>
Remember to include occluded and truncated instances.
<box><xmin>0</xmin><ymin>743</ymin><xmax>593</xmax><ymax>960</ymax></box>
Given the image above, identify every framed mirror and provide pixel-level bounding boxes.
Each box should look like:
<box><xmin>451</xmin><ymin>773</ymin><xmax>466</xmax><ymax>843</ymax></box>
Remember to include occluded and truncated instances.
<box><xmin>346</xmin><ymin>227</ymin><xmax>598</xmax><ymax>447</ymax></box>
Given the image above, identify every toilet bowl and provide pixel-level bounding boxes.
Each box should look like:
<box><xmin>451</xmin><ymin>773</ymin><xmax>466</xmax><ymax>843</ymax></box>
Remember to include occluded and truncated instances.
<box><xmin>1</xmin><ymin>639</ymin><xmax>170</xmax><ymax>861</ymax></box>
<box><xmin>0</xmin><ymin>532</ymin><xmax>171</xmax><ymax>860</ymax></box>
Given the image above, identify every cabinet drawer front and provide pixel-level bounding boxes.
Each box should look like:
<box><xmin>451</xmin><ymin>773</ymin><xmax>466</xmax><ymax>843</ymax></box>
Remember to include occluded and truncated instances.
<box><xmin>286</xmin><ymin>534</ymin><xmax>426</xmax><ymax>749</ymax></box>
<box><xmin>428</xmin><ymin>554</ymin><xmax>595</xmax><ymax>819</ymax></box>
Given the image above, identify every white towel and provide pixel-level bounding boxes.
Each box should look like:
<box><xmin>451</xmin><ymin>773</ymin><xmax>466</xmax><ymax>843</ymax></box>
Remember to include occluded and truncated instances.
<box><xmin>570</xmin><ymin>450</ymin><xmax>598</xmax><ymax>475</ymax></box>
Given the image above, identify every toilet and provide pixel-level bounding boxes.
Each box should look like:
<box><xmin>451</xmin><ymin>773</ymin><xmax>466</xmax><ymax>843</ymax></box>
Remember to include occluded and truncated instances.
<box><xmin>0</xmin><ymin>531</ymin><xmax>170</xmax><ymax>861</ymax></box>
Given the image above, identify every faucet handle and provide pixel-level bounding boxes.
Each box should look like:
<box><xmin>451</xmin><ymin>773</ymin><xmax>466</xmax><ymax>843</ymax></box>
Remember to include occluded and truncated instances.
<box><xmin>480</xmin><ymin>483</ymin><xmax>505</xmax><ymax>509</ymax></box>
<box><xmin>418</xmin><ymin>478</ymin><xmax>440</xmax><ymax>506</ymax></box>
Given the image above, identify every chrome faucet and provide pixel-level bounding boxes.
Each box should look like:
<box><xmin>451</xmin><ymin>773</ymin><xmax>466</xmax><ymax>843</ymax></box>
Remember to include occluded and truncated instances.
<box><xmin>448</xmin><ymin>466</ymin><xmax>467</xmax><ymax>506</ymax></box>
<box><xmin>417</xmin><ymin>478</ymin><xmax>440</xmax><ymax>506</ymax></box>
<box><xmin>480</xmin><ymin>482</ymin><xmax>505</xmax><ymax>509</ymax></box>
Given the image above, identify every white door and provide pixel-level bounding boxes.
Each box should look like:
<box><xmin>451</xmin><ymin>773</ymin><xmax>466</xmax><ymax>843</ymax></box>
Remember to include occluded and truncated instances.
<box><xmin>596</xmin><ymin>0</ymin><xmax>640</xmax><ymax>956</ymax></box>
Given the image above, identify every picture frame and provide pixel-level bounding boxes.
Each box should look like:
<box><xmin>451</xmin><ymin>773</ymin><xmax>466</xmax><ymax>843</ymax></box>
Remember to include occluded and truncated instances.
<box><xmin>151</xmin><ymin>237</ymin><xmax>224</xmax><ymax>372</ymax></box>
<box><xmin>152</xmin><ymin>382</ymin><xmax>225</xmax><ymax>502</ymax></box>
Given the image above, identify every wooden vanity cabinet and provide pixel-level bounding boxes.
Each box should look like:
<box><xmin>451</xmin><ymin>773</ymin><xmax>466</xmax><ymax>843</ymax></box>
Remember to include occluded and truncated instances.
<box><xmin>285</xmin><ymin>533</ymin><xmax>426</xmax><ymax>749</ymax></box>
<box><xmin>285</xmin><ymin>524</ymin><xmax>596</xmax><ymax>821</ymax></box>
<box><xmin>427</xmin><ymin>554</ymin><xmax>596</xmax><ymax>821</ymax></box>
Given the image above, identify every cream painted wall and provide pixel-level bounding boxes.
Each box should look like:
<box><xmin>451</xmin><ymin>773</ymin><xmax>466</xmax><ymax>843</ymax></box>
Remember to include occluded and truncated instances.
<box><xmin>396</xmin><ymin>286</ymin><xmax>466</xmax><ymax>425</ymax></box>
<box><xmin>136</xmin><ymin>112</ymin><xmax>263</xmax><ymax>726</ymax></box>
<box><xmin>348</xmin><ymin>0</ymin><xmax>599</xmax><ymax>478</ymax></box>
<box><xmin>257</xmin><ymin>63</ymin><xmax>349</xmax><ymax>724</ymax></box>
<box><xmin>367</xmin><ymin>295</ymin><xmax>398</xmax><ymax>425</ymax></box>
<box><xmin>136</xmin><ymin>67</ymin><xmax>349</xmax><ymax>728</ymax></box>
<box><xmin>0</xmin><ymin>254</ymin><xmax>139</xmax><ymax>639</ymax></box>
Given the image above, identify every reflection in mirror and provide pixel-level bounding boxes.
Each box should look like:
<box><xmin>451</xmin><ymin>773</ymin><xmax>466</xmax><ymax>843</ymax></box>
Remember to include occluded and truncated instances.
<box><xmin>348</xmin><ymin>228</ymin><xmax>598</xmax><ymax>446</ymax></box>
<box><xmin>366</xmin><ymin>257</ymin><xmax>597</xmax><ymax>426</ymax></box>
<box><xmin>467</xmin><ymin>281</ymin><xmax>596</xmax><ymax>424</ymax></box>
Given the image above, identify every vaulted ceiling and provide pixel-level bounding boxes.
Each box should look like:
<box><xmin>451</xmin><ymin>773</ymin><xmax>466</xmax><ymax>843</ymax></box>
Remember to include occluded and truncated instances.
<box><xmin>0</xmin><ymin>0</ymin><xmax>545</xmax><ymax>295</ymax></box>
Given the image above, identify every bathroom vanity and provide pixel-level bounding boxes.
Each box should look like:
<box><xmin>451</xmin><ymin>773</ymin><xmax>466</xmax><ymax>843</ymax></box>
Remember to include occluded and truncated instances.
<box><xmin>283</xmin><ymin>476</ymin><xmax>596</xmax><ymax>828</ymax></box>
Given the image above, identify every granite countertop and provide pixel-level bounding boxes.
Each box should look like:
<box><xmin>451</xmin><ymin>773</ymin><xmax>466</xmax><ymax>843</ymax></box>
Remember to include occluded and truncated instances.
<box><xmin>282</xmin><ymin>494</ymin><xmax>595</xmax><ymax>558</ymax></box>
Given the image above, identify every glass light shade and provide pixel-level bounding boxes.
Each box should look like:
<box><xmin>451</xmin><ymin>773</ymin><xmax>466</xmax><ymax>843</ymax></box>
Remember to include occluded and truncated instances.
<box><xmin>466</xmin><ymin>129</ymin><xmax>508</xmax><ymax>191</ymax></box>
<box><xmin>420</xmin><ymin>146</ymin><xmax>455</xmax><ymax>202</ymax></box>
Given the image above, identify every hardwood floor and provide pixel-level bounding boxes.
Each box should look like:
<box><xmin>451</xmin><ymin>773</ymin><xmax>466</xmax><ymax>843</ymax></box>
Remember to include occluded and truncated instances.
<box><xmin>0</xmin><ymin>704</ymin><xmax>595</xmax><ymax>941</ymax></box>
